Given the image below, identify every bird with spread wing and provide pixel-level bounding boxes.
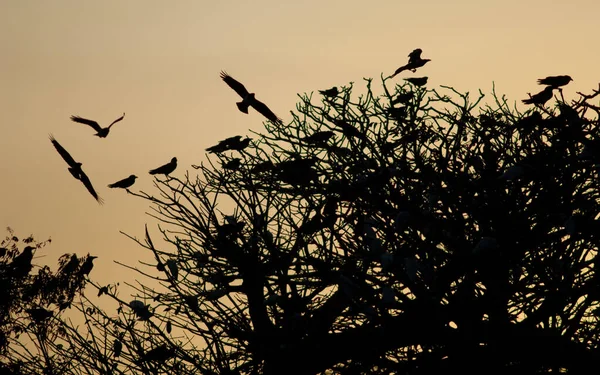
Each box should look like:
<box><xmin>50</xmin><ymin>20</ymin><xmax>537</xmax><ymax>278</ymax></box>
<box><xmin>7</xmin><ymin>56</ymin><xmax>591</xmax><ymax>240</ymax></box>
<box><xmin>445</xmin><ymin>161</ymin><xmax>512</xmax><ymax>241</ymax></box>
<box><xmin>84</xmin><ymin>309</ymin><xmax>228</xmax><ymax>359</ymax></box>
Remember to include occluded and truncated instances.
<box><xmin>70</xmin><ymin>113</ymin><xmax>125</xmax><ymax>138</ymax></box>
<box><xmin>49</xmin><ymin>134</ymin><xmax>104</xmax><ymax>204</ymax></box>
<box><xmin>220</xmin><ymin>71</ymin><xmax>282</xmax><ymax>124</ymax></box>
<box><xmin>390</xmin><ymin>48</ymin><xmax>431</xmax><ymax>78</ymax></box>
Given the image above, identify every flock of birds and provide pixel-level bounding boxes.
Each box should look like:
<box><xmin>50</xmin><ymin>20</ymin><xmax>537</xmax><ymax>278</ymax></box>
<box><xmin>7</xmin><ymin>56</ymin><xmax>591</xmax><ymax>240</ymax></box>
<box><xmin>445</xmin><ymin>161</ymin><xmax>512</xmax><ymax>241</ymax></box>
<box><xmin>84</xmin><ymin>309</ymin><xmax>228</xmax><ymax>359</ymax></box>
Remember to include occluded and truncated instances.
<box><xmin>49</xmin><ymin>52</ymin><xmax>573</xmax><ymax>205</ymax></box>
<box><xmin>49</xmin><ymin>72</ymin><xmax>284</xmax><ymax>205</ymax></box>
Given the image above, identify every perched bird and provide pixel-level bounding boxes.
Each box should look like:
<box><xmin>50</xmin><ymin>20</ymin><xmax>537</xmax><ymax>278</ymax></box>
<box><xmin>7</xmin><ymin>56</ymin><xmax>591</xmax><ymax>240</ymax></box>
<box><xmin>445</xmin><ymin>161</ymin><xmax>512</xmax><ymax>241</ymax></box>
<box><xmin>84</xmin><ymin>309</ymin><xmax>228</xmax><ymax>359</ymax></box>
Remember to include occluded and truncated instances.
<box><xmin>404</xmin><ymin>77</ymin><xmax>428</xmax><ymax>87</ymax></box>
<box><xmin>58</xmin><ymin>253</ymin><xmax>79</xmax><ymax>277</ymax></box>
<box><xmin>223</xmin><ymin>158</ymin><xmax>242</xmax><ymax>170</ymax></box>
<box><xmin>149</xmin><ymin>157</ymin><xmax>177</xmax><ymax>176</ymax></box>
<box><xmin>206</xmin><ymin>136</ymin><xmax>252</xmax><ymax>153</ymax></box>
<box><xmin>302</xmin><ymin>131</ymin><xmax>335</xmax><ymax>144</ymax></box>
<box><xmin>391</xmin><ymin>92</ymin><xmax>414</xmax><ymax>105</ymax></box>
<box><xmin>220</xmin><ymin>71</ymin><xmax>282</xmax><ymax>124</ymax></box>
<box><xmin>49</xmin><ymin>135</ymin><xmax>104</xmax><ymax>204</ymax></box>
<box><xmin>26</xmin><ymin>307</ymin><xmax>53</xmax><ymax>323</ymax></box>
<box><xmin>70</xmin><ymin>113</ymin><xmax>125</xmax><ymax>138</ymax></box>
<box><xmin>108</xmin><ymin>175</ymin><xmax>137</xmax><ymax>189</ymax></box>
<box><xmin>319</xmin><ymin>87</ymin><xmax>339</xmax><ymax>97</ymax></box>
<box><xmin>141</xmin><ymin>344</ymin><xmax>175</xmax><ymax>363</ymax></box>
<box><xmin>537</xmin><ymin>75</ymin><xmax>572</xmax><ymax>89</ymax></box>
<box><xmin>11</xmin><ymin>246</ymin><xmax>35</xmax><ymax>277</ymax></box>
<box><xmin>79</xmin><ymin>255</ymin><xmax>97</xmax><ymax>277</ymax></box>
<box><xmin>522</xmin><ymin>86</ymin><xmax>555</xmax><ymax>106</ymax></box>
<box><xmin>391</xmin><ymin>49</ymin><xmax>431</xmax><ymax>78</ymax></box>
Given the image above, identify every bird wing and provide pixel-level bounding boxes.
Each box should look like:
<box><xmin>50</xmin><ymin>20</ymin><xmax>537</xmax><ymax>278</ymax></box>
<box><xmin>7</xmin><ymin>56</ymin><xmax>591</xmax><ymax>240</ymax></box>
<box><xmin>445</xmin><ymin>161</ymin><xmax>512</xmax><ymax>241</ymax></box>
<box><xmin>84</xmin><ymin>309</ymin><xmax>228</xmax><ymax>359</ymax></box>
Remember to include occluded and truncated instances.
<box><xmin>408</xmin><ymin>48</ymin><xmax>422</xmax><ymax>61</ymax></box>
<box><xmin>108</xmin><ymin>112</ymin><xmax>126</xmax><ymax>129</ymax></box>
<box><xmin>70</xmin><ymin>115</ymin><xmax>103</xmax><ymax>132</ymax></box>
<box><xmin>250</xmin><ymin>98</ymin><xmax>282</xmax><ymax>124</ymax></box>
<box><xmin>220</xmin><ymin>71</ymin><xmax>249</xmax><ymax>98</ymax></box>
<box><xmin>78</xmin><ymin>170</ymin><xmax>104</xmax><ymax>204</ymax></box>
<box><xmin>49</xmin><ymin>134</ymin><xmax>79</xmax><ymax>168</ymax></box>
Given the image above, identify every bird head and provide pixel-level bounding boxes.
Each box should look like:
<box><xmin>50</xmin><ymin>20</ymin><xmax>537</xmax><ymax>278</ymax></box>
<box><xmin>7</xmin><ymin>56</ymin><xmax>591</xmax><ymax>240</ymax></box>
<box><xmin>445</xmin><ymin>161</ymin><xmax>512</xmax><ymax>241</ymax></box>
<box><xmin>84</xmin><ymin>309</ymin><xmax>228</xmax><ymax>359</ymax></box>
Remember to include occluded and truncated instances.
<box><xmin>567</xmin><ymin>76</ymin><xmax>573</xmax><ymax>82</ymax></box>
<box><xmin>89</xmin><ymin>255</ymin><xmax>98</xmax><ymax>260</ymax></box>
<box><xmin>130</xmin><ymin>175</ymin><xmax>138</xmax><ymax>179</ymax></box>
<box><xmin>171</xmin><ymin>157</ymin><xmax>177</xmax><ymax>163</ymax></box>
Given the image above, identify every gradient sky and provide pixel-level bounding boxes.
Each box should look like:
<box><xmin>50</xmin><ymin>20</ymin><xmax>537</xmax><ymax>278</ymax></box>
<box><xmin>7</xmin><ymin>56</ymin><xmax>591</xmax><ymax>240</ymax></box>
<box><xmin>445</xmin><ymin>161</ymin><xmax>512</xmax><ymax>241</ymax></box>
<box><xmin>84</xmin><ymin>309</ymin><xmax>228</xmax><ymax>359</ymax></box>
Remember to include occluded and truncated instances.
<box><xmin>2</xmin><ymin>0</ymin><xmax>599</xmax><ymax>286</ymax></box>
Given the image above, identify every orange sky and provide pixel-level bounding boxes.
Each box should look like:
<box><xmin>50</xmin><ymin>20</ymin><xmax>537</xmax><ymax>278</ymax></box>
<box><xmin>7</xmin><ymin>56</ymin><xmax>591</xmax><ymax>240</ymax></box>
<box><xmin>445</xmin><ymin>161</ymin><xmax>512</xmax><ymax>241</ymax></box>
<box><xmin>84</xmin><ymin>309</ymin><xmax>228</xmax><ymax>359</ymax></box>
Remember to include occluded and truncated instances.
<box><xmin>2</xmin><ymin>0</ymin><xmax>599</xmax><ymax>286</ymax></box>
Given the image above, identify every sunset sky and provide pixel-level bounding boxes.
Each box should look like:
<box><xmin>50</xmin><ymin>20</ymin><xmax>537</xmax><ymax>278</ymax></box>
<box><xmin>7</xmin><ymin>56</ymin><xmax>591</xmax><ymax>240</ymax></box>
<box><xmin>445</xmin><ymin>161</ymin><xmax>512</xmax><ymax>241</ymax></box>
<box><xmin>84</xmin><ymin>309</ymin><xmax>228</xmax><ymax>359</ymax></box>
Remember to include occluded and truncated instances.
<box><xmin>2</xmin><ymin>0</ymin><xmax>599</xmax><ymax>287</ymax></box>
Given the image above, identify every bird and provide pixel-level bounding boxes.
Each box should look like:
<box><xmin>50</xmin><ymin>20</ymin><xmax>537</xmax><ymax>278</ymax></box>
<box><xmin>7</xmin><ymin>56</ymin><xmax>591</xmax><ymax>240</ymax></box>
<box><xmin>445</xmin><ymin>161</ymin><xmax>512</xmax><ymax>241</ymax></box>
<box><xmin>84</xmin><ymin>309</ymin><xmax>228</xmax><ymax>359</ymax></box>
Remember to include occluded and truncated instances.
<box><xmin>223</xmin><ymin>158</ymin><xmax>242</xmax><ymax>170</ymax></box>
<box><xmin>206</xmin><ymin>136</ymin><xmax>252</xmax><ymax>153</ymax></box>
<box><xmin>391</xmin><ymin>49</ymin><xmax>431</xmax><ymax>78</ymax></box>
<box><xmin>11</xmin><ymin>246</ymin><xmax>35</xmax><ymax>277</ymax></box>
<box><xmin>404</xmin><ymin>77</ymin><xmax>428</xmax><ymax>87</ymax></box>
<box><xmin>149</xmin><ymin>157</ymin><xmax>177</xmax><ymax>176</ymax></box>
<box><xmin>141</xmin><ymin>344</ymin><xmax>175</xmax><ymax>363</ymax></box>
<box><xmin>319</xmin><ymin>87</ymin><xmax>339</xmax><ymax>97</ymax></box>
<box><xmin>302</xmin><ymin>131</ymin><xmax>336</xmax><ymax>144</ymax></box>
<box><xmin>26</xmin><ymin>307</ymin><xmax>53</xmax><ymax>323</ymax></box>
<box><xmin>522</xmin><ymin>86</ymin><xmax>555</xmax><ymax>106</ymax></box>
<box><xmin>220</xmin><ymin>71</ymin><xmax>283</xmax><ymax>124</ymax></box>
<box><xmin>537</xmin><ymin>75</ymin><xmax>572</xmax><ymax>89</ymax></box>
<box><xmin>49</xmin><ymin>134</ymin><xmax>104</xmax><ymax>204</ymax></box>
<box><xmin>70</xmin><ymin>113</ymin><xmax>125</xmax><ymax>138</ymax></box>
<box><xmin>108</xmin><ymin>175</ymin><xmax>137</xmax><ymax>189</ymax></box>
<box><xmin>79</xmin><ymin>255</ymin><xmax>97</xmax><ymax>277</ymax></box>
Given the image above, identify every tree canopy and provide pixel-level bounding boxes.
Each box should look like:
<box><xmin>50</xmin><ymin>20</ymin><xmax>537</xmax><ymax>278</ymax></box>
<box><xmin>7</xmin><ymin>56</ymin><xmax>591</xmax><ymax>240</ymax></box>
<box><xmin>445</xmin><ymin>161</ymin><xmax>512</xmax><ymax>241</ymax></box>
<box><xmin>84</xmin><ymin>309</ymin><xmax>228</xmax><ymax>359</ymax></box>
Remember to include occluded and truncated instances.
<box><xmin>4</xmin><ymin>73</ymin><xmax>600</xmax><ymax>375</ymax></box>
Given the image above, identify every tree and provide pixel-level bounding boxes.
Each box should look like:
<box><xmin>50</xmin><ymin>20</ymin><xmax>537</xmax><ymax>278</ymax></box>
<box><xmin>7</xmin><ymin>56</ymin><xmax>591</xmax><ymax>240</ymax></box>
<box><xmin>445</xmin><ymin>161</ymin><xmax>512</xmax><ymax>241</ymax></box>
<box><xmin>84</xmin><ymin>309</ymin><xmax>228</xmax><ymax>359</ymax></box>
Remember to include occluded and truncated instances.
<box><xmin>6</xmin><ymin>74</ymin><xmax>600</xmax><ymax>375</ymax></box>
<box><xmin>0</xmin><ymin>228</ymin><xmax>98</xmax><ymax>375</ymax></box>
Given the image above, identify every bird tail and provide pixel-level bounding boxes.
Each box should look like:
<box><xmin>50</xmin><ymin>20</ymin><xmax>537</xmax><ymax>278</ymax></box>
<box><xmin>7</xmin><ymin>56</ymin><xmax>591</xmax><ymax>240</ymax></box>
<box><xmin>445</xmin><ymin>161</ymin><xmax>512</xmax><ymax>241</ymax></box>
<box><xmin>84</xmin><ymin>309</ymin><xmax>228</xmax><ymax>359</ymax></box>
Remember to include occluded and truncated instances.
<box><xmin>236</xmin><ymin>101</ymin><xmax>250</xmax><ymax>114</ymax></box>
<box><xmin>522</xmin><ymin>98</ymin><xmax>534</xmax><ymax>104</ymax></box>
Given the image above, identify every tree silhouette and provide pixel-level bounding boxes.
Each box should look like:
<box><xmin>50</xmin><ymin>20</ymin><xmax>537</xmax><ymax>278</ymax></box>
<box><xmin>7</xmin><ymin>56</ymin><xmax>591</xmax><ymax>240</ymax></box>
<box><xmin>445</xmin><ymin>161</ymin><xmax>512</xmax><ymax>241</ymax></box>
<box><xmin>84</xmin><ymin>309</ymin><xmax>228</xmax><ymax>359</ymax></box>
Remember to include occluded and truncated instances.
<box><xmin>6</xmin><ymin>75</ymin><xmax>600</xmax><ymax>375</ymax></box>
<box><xmin>0</xmin><ymin>228</ymin><xmax>97</xmax><ymax>375</ymax></box>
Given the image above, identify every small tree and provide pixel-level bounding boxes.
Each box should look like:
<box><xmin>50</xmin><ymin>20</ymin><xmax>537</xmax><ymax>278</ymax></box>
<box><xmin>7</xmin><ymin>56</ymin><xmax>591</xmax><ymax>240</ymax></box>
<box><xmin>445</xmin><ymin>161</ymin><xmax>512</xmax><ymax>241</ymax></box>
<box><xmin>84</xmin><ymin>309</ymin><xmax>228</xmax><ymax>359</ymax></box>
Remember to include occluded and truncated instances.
<box><xmin>7</xmin><ymin>74</ymin><xmax>600</xmax><ymax>375</ymax></box>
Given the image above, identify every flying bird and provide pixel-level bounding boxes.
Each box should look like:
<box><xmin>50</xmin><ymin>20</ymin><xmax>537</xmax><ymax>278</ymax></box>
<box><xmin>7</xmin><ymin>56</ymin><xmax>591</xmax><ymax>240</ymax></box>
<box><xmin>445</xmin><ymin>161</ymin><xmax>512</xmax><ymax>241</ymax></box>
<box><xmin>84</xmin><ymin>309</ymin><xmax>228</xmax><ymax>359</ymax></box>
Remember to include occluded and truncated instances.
<box><xmin>404</xmin><ymin>77</ymin><xmax>428</xmax><ymax>87</ymax></box>
<box><xmin>391</xmin><ymin>49</ymin><xmax>431</xmax><ymax>78</ymax></box>
<box><xmin>49</xmin><ymin>134</ymin><xmax>104</xmax><ymax>204</ymax></box>
<box><xmin>220</xmin><ymin>71</ymin><xmax>283</xmax><ymax>124</ymax></box>
<box><xmin>149</xmin><ymin>157</ymin><xmax>177</xmax><ymax>176</ymax></box>
<box><xmin>537</xmin><ymin>75</ymin><xmax>572</xmax><ymax>89</ymax></box>
<box><xmin>108</xmin><ymin>175</ymin><xmax>137</xmax><ymax>189</ymax></box>
<box><xmin>522</xmin><ymin>86</ymin><xmax>555</xmax><ymax>106</ymax></box>
<box><xmin>319</xmin><ymin>87</ymin><xmax>339</xmax><ymax>97</ymax></box>
<box><xmin>70</xmin><ymin>113</ymin><xmax>125</xmax><ymax>138</ymax></box>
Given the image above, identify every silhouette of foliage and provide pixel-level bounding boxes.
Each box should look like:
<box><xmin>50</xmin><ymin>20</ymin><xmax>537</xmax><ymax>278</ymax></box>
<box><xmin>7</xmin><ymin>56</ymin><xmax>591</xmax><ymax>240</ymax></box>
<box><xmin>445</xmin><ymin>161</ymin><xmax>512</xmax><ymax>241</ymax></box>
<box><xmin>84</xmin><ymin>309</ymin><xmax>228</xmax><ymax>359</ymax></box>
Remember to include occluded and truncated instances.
<box><xmin>0</xmin><ymin>228</ymin><xmax>97</xmax><ymax>375</ymax></box>
<box><xmin>6</xmin><ymin>76</ymin><xmax>600</xmax><ymax>375</ymax></box>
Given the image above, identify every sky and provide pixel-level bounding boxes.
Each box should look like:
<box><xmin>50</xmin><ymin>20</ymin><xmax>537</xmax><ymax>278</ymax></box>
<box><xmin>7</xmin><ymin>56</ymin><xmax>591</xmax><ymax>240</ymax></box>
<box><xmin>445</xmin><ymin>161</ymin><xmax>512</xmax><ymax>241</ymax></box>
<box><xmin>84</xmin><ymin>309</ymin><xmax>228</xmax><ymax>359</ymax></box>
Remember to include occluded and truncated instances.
<box><xmin>1</xmin><ymin>0</ymin><xmax>599</xmax><ymax>287</ymax></box>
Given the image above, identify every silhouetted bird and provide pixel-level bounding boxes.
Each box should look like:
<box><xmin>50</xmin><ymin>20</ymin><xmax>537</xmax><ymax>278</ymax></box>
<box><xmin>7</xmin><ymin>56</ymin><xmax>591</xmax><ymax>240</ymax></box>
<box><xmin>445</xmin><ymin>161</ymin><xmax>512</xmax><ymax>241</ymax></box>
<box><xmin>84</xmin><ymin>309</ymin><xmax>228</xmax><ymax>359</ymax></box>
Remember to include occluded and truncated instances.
<box><xmin>391</xmin><ymin>49</ymin><xmax>431</xmax><ymax>77</ymax></box>
<box><xmin>108</xmin><ymin>175</ymin><xmax>137</xmax><ymax>189</ymax></box>
<box><xmin>220</xmin><ymin>71</ymin><xmax>282</xmax><ymax>124</ymax></box>
<box><xmin>11</xmin><ymin>246</ymin><xmax>35</xmax><ymax>277</ymax></box>
<box><xmin>206</xmin><ymin>136</ymin><xmax>252</xmax><ymax>153</ymax></box>
<box><xmin>404</xmin><ymin>77</ymin><xmax>428</xmax><ymax>87</ymax></box>
<box><xmin>70</xmin><ymin>113</ymin><xmax>125</xmax><ymax>138</ymax></box>
<box><xmin>79</xmin><ymin>255</ymin><xmax>97</xmax><ymax>277</ymax></box>
<box><xmin>141</xmin><ymin>344</ymin><xmax>175</xmax><ymax>363</ymax></box>
<box><xmin>332</xmin><ymin>119</ymin><xmax>365</xmax><ymax>140</ymax></box>
<box><xmin>537</xmin><ymin>75</ymin><xmax>572</xmax><ymax>89</ymax></box>
<box><xmin>522</xmin><ymin>86</ymin><xmax>555</xmax><ymax>105</ymax></box>
<box><xmin>58</xmin><ymin>253</ymin><xmax>79</xmax><ymax>277</ymax></box>
<box><xmin>223</xmin><ymin>158</ymin><xmax>242</xmax><ymax>170</ymax></box>
<box><xmin>26</xmin><ymin>307</ymin><xmax>53</xmax><ymax>323</ymax></box>
<box><xmin>302</xmin><ymin>131</ymin><xmax>335</xmax><ymax>144</ymax></box>
<box><xmin>149</xmin><ymin>157</ymin><xmax>177</xmax><ymax>176</ymax></box>
<box><xmin>319</xmin><ymin>87</ymin><xmax>338</xmax><ymax>97</ymax></box>
<box><xmin>391</xmin><ymin>92</ymin><xmax>414</xmax><ymax>105</ymax></box>
<box><xmin>49</xmin><ymin>135</ymin><xmax>104</xmax><ymax>204</ymax></box>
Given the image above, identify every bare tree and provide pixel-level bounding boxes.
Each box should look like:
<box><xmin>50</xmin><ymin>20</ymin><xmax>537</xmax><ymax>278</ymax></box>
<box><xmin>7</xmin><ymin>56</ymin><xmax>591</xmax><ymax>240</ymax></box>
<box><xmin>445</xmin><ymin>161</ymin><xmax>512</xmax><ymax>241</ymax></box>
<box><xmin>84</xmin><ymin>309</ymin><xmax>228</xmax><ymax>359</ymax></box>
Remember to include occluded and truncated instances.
<box><xmin>7</xmin><ymin>76</ymin><xmax>600</xmax><ymax>375</ymax></box>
